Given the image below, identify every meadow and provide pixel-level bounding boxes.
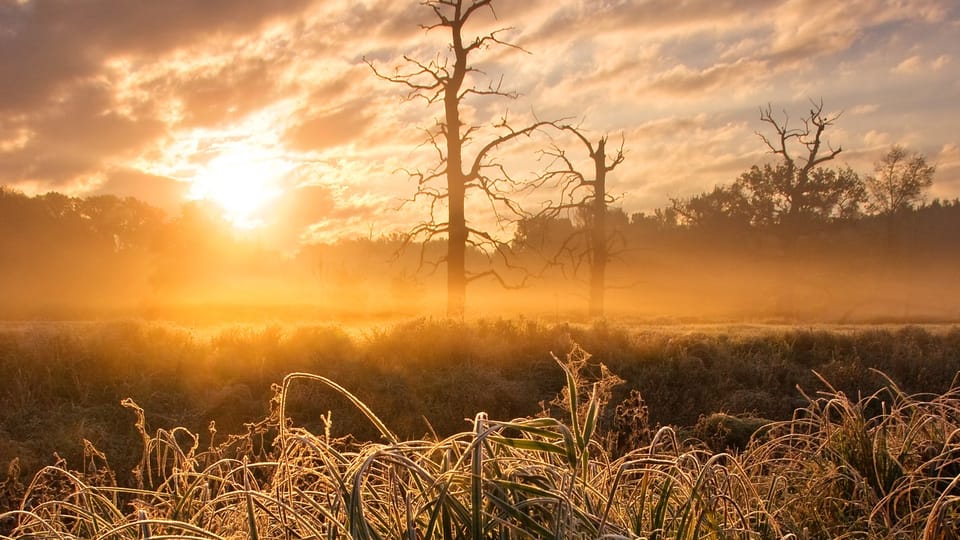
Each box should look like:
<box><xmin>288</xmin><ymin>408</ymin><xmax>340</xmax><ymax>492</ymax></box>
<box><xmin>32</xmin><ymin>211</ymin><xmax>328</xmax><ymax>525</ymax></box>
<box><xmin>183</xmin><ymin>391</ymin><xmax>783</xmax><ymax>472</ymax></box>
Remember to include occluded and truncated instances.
<box><xmin>1</xmin><ymin>319</ymin><xmax>959</xmax><ymax>538</ymax></box>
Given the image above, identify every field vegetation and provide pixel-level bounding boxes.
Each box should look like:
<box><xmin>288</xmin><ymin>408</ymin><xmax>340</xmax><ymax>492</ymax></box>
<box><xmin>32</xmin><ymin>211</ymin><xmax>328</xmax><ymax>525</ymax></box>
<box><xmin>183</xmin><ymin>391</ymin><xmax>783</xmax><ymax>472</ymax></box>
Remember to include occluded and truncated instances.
<box><xmin>1</xmin><ymin>320</ymin><xmax>959</xmax><ymax>537</ymax></box>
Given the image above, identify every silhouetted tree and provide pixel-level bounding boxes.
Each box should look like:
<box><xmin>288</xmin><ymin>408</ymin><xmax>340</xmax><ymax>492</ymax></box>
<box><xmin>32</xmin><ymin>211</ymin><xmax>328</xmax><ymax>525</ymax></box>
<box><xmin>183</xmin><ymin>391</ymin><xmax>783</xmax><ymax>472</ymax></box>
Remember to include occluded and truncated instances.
<box><xmin>0</xmin><ymin>188</ymin><xmax>175</xmax><ymax>314</ymax></box>
<box><xmin>672</xmin><ymin>101</ymin><xmax>865</xmax><ymax>234</ymax></box>
<box><xmin>670</xmin><ymin>184</ymin><xmax>753</xmax><ymax>229</ymax></box>
<box><xmin>367</xmin><ymin>0</ymin><xmax>555</xmax><ymax>317</ymax></box>
<box><xmin>737</xmin><ymin>163</ymin><xmax>865</xmax><ymax>226</ymax></box>
<box><xmin>79</xmin><ymin>195</ymin><xmax>166</xmax><ymax>252</ymax></box>
<box><xmin>512</xmin><ymin>215</ymin><xmax>578</xmax><ymax>255</ymax></box>
<box><xmin>531</xmin><ymin>128</ymin><xmax>625</xmax><ymax>317</ymax></box>
<box><xmin>746</xmin><ymin>101</ymin><xmax>865</xmax><ymax>229</ymax></box>
<box><xmin>865</xmin><ymin>145</ymin><xmax>936</xmax><ymax>216</ymax></box>
<box><xmin>150</xmin><ymin>201</ymin><xmax>233</xmax><ymax>293</ymax></box>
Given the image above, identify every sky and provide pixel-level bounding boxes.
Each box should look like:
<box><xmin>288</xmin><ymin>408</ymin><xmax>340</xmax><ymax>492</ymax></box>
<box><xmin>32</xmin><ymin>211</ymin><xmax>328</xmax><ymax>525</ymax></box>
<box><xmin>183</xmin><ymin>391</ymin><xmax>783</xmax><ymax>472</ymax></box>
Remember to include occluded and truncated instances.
<box><xmin>1</xmin><ymin>0</ymin><xmax>958</xmax><ymax>245</ymax></box>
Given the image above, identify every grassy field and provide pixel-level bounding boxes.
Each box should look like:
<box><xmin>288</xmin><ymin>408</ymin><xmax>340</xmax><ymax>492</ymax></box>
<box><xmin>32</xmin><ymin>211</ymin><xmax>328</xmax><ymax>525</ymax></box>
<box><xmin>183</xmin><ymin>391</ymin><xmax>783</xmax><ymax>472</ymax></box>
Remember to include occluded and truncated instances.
<box><xmin>1</xmin><ymin>319</ymin><xmax>959</xmax><ymax>537</ymax></box>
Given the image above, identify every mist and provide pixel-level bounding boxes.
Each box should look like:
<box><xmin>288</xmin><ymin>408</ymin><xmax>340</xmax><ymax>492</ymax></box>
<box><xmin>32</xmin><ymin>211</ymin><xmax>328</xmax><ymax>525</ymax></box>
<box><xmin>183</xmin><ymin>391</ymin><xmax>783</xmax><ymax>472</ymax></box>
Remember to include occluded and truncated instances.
<box><xmin>1</xmin><ymin>187</ymin><xmax>957</xmax><ymax>324</ymax></box>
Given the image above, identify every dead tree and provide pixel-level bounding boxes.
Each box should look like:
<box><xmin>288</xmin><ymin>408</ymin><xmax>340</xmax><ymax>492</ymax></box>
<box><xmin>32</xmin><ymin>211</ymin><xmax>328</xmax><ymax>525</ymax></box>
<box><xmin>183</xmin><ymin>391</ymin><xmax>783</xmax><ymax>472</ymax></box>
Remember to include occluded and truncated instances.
<box><xmin>529</xmin><ymin>127</ymin><xmax>625</xmax><ymax>318</ymax></box>
<box><xmin>669</xmin><ymin>101</ymin><xmax>863</xmax><ymax>233</ymax></box>
<box><xmin>747</xmin><ymin>99</ymin><xmax>857</xmax><ymax>229</ymax></box>
<box><xmin>367</xmin><ymin>0</ymin><xmax>554</xmax><ymax>317</ymax></box>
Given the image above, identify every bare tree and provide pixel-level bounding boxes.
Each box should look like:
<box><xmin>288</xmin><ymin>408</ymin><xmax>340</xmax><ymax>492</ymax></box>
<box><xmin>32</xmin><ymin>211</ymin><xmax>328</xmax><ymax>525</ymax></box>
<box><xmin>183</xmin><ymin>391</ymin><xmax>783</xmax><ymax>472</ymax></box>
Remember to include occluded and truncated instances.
<box><xmin>865</xmin><ymin>145</ymin><xmax>936</xmax><ymax>216</ymax></box>
<box><xmin>669</xmin><ymin>101</ymin><xmax>865</xmax><ymax>235</ymax></box>
<box><xmin>528</xmin><ymin>128</ymin><xmax>625</xmax><ymax>317</ymax></box>
<box><xmin>745</xmin><ymin>100</ymin><xmax>864</xmax><ymax>229</ymax></box>
<box><xmin>367</xmin><ymin>0</ymin><xmax>554</xmax><ymax>317</ymax></box>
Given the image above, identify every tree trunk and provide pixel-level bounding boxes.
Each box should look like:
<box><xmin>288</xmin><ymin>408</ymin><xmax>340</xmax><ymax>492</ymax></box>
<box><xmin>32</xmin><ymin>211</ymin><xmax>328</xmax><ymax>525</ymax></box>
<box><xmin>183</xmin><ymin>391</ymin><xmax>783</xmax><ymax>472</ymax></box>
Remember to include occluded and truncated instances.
<box><xmin>369</xmin><ymin>0</ymin><xmax>537</xmax><ymax>318</ymax></box>
<box><xmin>588</xmin><ymin>138</ymin><xmax>607</xmax><ymax>318</ymax></box>
<box><xmin>447</xmin><ymin>168</ymin><xmax>467</xmax><ymax>317</ymax></box>
<box><xmin>445</xmin><ymin>17</ymin><xmax>467</xmax><ymax>318</ymax></box>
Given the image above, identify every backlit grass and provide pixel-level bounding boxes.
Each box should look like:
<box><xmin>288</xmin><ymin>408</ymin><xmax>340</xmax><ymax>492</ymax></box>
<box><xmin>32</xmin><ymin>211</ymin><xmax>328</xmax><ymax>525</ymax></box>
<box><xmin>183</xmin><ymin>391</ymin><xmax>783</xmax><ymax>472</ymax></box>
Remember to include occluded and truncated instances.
<box><xmin>2</xmin><ymin>344</ymin><xmax>959</xmax><ymax>539</ymax></box>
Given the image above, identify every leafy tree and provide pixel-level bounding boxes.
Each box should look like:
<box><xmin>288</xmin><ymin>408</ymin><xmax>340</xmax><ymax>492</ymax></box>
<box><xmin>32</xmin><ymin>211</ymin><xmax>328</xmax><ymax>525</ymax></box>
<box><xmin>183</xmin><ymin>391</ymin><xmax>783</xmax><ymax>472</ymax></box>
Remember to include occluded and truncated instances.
<box><xmin>735</xmin><ymin>162</ymin><xmax>864</xmax><ymax>226</ymax></box>
<box><xmin>512</xmin><ymin>215</ymin><xmax>578</xmax><ymax>256</ymax></box>
<box><xmin>79</xmin><ymin>195</ymin><xmax>166</xmax><ymax>252</ymax></box>
<box><xmin>865</xmin><ymin>145</ymin><xmax>936</xmax><ymax>215</ymax></box>
<box><xmin>367</xmin><ymin>0</ymin><xmax>555</xmax><ymax>317</ymax></box>
<box><xmin>670</xmin><ymin>184</ymin><xmax>753</xmax><ymax>229</ymax></box>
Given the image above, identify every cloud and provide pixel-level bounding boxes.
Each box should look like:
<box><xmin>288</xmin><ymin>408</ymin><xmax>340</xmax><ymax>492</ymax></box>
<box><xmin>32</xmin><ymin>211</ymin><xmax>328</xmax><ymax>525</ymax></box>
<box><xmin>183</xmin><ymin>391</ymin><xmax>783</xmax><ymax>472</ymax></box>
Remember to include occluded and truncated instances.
<box><xmin>35</xmin><ymin>84</ymin><xmax>164</xmax><ymax>156</ymax></box>
<box><xmin>170</xmin><ymin>57</ymin><xmax>286</xmax><ymax>127</ymax></box>
<box><xmin>940</xmin><ymin>143</ymin><xmax>960</xmax><ymax>160</ymax></box>
<box><xmin>719</xmin><ymin>38</ymin><xmax>764</xmax><ymax>62</ymax></box>
<box><xmin>895</xmin><ymin>55</ymin><xmax>924</xmax><ymax>73</ymax></box>
<box><xmin>768</xmin><ymin>0</ymin><xmax>952</xmax><ymax>65</ymax></box>
<box><xmin>284</xmin><ymin>100</ymin><xmax>375</xmax><ymax>151</ymax></box>
<box><xmin>523</xmin><ymin>0</ymin><xmax>772</xmax><ymax>46</ymax></box>
<box><xmin>265</xmin><ymin>182</ymin><xmax>337</xmax><ymax>246</ymax></box>
<box><xmin>0</xmin><ymin>83</ymin><xmax>164</xmax><ymax>185</ymax></box>
<box><xmin>607</xmin><ymin>114</ymin><xmax>760</xmax><ymax>209</ymax></box>
<box><xmin>303</xmin><ymin>67</ymin><xmax>370</xmax><ymax>103</ymax></box>
<box><xmin>0</xmin><ymin>0</ymin><xmax>312</xmax><ymax>114</ymax></box>
<box><xmin>92</xmin><ymin>168</ymin><xmax>190</xmax><ymax>213</ymax></box>
<box><xmin>863</xmin><ymin>130</ymin><xmax>893</xmax><ymax>148</ymax></box>
<box><xmin>895</xmin><ymin>53</ymin><xmax>953</xmax><ymax>73</ymax></box>
<box><xmin>849</xmin><ymin>104</ymin><xmax>880</xmax><ymax>116</ymax></box>
<box><xmin>932</xmin><ymin>143</ymin><xmax>960</xmax><ymax>195</ymax></box>
<box><xmin>0</xmin><ymin>0</ymin><xmax>313</xmax><ymax>201</ymax></box>
<box><xmin>276</xmin><ymin>184</ymin><xmax>384</xmax><ymax>245</ymax></box>
<box><xmin>768</xmin><ymin>2</ymin><xmax>863</xmax><ymax>63</ymax></box>
<box><xmin>644</xmin><ymin>59</ymin><xmax>768</xmax><ymax>97</ymax></box>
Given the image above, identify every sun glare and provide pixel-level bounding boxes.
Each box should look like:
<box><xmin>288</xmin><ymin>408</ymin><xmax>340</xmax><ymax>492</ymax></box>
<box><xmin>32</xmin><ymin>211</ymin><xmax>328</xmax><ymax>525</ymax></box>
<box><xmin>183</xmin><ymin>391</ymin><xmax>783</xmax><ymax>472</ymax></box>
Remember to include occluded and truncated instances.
<box><xmin>189</xmin><ymin>150</ymin><xmax>288</xmax><ymax>229</ymax></box>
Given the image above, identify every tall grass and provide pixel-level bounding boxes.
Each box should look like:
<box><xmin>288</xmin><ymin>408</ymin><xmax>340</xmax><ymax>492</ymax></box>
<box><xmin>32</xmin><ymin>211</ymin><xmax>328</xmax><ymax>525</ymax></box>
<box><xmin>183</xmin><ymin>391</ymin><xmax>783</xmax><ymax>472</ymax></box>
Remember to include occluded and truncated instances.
<box><xmin>2</xmin><ymin>344</ymin><xmax>959</xmax><ymax>539</ymax></box>
<box><xmin>2</xmin><ymin>320</ymin><xmax>959</xmax><ymax>514</ymax></box>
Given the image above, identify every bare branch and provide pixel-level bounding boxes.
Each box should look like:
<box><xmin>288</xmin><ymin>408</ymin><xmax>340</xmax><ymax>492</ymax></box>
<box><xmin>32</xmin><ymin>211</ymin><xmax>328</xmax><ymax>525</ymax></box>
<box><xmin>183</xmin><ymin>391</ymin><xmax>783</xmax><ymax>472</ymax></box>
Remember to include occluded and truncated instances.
<box><xmin>370</xmin><ymin>0</ymin><xmax>569</xmax><ymax>313</ymax></box>
<box><xmin>364</xmin><ymin>55</ymin><xmax>449</xmax><ymax>104</ymax></box>
<box><xmin>605</xmin><ymin>134</ymin><xmax>626</xmax><ymax>172</ymax></box>
<box><xmin>465</xmin><ymin>27</ymin><xmax>529</xmax><ymax>55</ymax></box>
<box><xmin>466</xmin><ymin>119</ymin><xmax>556</xmax><ymax>182</ymax></box>
<box><xmin>521</xmin><ymin>123</ymin><xmax>628</xmax><ymax>317</ymax></box>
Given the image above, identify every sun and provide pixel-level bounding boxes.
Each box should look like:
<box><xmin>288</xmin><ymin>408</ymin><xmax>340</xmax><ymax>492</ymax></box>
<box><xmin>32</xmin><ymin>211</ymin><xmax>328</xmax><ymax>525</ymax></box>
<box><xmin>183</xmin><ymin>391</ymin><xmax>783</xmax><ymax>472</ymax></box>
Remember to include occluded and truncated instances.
<box><xmin>189</xmin><ymin>149</ymin><xmax>289</xmax><ymax>229</ymax></box>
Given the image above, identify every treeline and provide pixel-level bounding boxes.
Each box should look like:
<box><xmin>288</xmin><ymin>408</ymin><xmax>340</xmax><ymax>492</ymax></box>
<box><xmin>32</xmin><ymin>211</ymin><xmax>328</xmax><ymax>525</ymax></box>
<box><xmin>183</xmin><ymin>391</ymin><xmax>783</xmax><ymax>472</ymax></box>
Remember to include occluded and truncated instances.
<box><xmin>515</xmin><ymin>197</ymin><xmax>960</xmax><ymax>322</ymax></box>
<box><xmin>0</xmin><ymin>188</ymin><xmax>433</xmax><ymax>318</ymax></box>
<box><xmin>1</xmin><ymin>177</ymin><xmax>958</xmax><ymax>321</ymax></box>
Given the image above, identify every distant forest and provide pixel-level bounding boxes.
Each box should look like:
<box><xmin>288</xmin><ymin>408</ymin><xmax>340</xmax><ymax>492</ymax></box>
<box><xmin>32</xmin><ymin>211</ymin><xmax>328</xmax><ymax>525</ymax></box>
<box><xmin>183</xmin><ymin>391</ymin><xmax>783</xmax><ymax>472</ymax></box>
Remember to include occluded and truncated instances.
<box><xmin>2</xmin><ymin>171</ymin><xmax>958</xmax><ymax>322</ymax></box>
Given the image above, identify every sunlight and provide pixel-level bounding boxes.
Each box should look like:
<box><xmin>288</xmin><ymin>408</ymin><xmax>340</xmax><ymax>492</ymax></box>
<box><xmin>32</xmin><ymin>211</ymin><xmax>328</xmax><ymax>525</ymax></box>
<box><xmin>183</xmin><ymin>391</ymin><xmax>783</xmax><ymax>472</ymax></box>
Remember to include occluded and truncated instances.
<box><xmin>189</xmin><ymin>149</ymin><xmax>289</xmax><ymax>229</ymax></box>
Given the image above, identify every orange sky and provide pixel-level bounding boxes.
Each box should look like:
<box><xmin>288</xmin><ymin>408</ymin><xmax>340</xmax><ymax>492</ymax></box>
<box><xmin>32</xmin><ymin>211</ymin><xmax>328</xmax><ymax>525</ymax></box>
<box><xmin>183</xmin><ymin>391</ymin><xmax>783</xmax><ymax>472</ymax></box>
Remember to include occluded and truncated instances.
<box><xmin>1</xmin><ymin>0</ymin><xmax>958</xmax><ymax>245</ymax></box>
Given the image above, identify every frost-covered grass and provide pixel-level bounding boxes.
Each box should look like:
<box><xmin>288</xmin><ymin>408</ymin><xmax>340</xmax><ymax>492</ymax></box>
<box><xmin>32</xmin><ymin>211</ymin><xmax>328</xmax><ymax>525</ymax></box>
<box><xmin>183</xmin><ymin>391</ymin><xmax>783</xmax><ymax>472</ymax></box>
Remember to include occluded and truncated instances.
<box><xmin>2</xmin><ymin>343</ymin><xmax>959</xmax><ymax>539</ymax></box>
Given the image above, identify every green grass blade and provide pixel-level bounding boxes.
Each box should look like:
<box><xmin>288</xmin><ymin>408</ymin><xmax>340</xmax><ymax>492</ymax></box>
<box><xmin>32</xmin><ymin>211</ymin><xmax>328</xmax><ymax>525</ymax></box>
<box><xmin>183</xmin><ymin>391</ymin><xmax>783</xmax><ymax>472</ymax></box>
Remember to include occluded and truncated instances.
<box><xmin>556</xmin><ymin>356</ymin><xmax>584</xmax><ymax>452</ymax></box>
<box><xmin>581</xmin><ymin>384</ymin><xmax>600</xmax><ymax>450</ymax></box>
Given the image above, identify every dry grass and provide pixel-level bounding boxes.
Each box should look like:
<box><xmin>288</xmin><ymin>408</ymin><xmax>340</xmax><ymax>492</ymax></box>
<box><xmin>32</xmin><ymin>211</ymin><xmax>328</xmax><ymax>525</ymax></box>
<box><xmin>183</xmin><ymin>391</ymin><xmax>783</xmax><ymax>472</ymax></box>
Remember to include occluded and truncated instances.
<box><xmin>2</xmin><ymin>344</ymin><xmax>960</xmax><ymax>539</ymax></box>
